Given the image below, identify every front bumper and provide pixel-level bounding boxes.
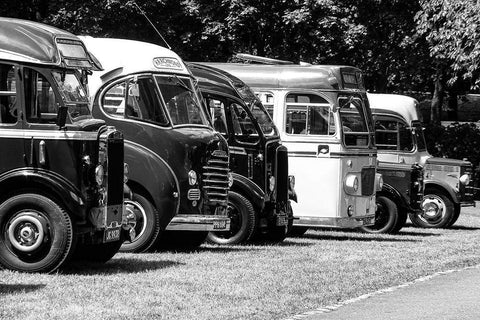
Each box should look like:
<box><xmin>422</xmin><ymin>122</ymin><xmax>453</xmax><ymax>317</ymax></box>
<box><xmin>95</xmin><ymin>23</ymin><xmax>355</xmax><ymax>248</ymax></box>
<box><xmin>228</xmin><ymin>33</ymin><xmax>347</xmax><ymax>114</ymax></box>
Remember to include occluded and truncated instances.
<box><xmin>293</xmin><ymin>214</ymin><xmax>376</xmax><ymax>228</ymax></box>
<box><xmin>165</xmin><ymin>214</ymin><xmax>231</xmax><ymax>231</ymax></box>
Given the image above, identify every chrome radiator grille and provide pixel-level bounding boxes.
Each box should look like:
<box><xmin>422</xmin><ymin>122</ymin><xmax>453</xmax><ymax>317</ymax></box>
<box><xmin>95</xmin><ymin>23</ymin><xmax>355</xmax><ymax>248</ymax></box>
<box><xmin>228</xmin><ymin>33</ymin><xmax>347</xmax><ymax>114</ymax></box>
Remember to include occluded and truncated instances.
<box><xmin>202</xmin><ymin>150</ymin><xmax>229</xmax><ymax>206</ymax></box>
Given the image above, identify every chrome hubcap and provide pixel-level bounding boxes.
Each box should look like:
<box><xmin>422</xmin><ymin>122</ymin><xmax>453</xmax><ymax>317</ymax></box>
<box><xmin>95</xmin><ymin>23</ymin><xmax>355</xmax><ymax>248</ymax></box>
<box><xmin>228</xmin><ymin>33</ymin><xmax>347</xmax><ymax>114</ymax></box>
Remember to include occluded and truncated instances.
<box><xmin>8</xmin><ymin>212</ymin><xmax>45</xmax><ymax>252</ymax></box>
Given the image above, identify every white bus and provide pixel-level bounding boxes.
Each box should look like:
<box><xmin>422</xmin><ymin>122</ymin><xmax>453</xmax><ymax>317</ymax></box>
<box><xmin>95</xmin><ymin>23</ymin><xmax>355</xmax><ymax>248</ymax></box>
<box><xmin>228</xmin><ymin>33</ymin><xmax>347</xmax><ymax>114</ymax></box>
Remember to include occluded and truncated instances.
<box><xmin>208</xmin><ymin>61</ymin><xmax>380</xmax><ymax>232</ymax></box>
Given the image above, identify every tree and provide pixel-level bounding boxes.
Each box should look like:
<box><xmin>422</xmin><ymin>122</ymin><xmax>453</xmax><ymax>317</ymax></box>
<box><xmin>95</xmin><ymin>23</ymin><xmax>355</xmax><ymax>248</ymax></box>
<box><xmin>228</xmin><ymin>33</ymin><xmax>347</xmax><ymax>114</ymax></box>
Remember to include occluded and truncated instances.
<box><xmin>416</xmin><ymin>0</ymin><xmax>480</xmax><ymax>123</ymax></box>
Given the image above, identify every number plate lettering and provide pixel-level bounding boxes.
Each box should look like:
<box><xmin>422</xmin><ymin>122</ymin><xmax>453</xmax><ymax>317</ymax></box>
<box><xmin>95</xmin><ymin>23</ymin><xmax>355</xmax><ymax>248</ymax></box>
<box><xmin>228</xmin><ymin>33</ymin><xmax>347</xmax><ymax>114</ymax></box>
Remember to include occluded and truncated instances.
<box><xmin>104</xmin><ymin>227</ymin><xmax>121</xmax><ymax>242</ymax></box>
<box><xmin>213</xmin><ymin>220</ymin><xmax>227</xmax><ymax>230</ymax></box>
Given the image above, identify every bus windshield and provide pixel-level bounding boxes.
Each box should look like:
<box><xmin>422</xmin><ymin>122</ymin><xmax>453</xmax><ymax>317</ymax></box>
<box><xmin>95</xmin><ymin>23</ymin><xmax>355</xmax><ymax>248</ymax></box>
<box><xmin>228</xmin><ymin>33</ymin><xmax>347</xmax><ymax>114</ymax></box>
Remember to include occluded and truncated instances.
<box><xmin>249</xmin><ymin>100</ymin><xmax>278</xmax><ymax>137</ymax></box>
<box><xmin>52</xmin><ymin>71</ymin><xmax>90</xmax><ymax>120</ymax></box>
<box><xmin>339</xmin><ymin>96</ymin><xmax>371</xmax><ymax>147</ymax></box>
<box><xmin>413</xmin><ymin>123</ymin><xmax>427</xmax><ymax>151</ymax></box>
<box><xmin>155</xmin><ymin>75</ymin><xmax>208</xmax><ymax>126</ymax></box>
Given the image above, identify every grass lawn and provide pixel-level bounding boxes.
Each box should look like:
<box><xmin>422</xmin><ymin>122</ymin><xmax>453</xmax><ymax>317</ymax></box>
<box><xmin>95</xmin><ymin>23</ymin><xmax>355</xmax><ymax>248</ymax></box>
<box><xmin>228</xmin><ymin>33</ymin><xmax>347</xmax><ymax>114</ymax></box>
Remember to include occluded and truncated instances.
<box><xmin>1</xmin><ymin>205</ymin><xmax>480</xmax><ymax>320</ymax></box>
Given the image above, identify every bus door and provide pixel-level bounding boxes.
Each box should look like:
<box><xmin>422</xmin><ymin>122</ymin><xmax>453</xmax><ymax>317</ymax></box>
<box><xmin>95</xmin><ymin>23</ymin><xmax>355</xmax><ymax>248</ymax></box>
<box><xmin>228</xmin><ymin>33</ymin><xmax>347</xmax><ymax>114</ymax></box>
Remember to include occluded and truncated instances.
<box><xmin>280</xmin><ymin>91</ymin><xmax>340</xmax><ymax>221</ymax></box>
<box><xmin>205</xmin><ymin>95</ymin><xmax>262</xmax><ymax>183</ymax></box>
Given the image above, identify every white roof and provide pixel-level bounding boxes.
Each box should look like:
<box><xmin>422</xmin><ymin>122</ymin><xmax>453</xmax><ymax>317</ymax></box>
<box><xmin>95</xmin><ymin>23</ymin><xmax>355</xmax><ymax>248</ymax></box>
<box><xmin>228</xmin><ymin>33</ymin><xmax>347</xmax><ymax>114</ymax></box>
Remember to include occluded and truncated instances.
<box><xmin>367</xmin><ymin>93</ymin><xmax>421</xmax><ymax>124</ymax></box>
<box><xmin>80</xmin><ymin>37</ymin><xmax>190</xmax><ymax>95</ymax></box>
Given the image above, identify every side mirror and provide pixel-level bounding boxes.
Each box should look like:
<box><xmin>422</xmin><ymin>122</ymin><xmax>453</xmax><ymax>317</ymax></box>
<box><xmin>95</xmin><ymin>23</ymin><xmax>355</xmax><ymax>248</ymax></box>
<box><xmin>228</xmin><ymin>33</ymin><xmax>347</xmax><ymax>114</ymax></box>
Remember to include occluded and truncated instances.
<box><xmin>56</xmin><ymin>105</ymin><xmax>68</xmax><ymax>129</ymax></box>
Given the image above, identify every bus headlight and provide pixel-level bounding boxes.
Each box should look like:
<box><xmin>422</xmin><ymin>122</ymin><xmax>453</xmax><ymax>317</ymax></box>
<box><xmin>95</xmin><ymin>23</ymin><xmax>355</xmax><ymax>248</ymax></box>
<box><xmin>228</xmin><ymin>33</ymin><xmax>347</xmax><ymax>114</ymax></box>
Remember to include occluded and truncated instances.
<box><xmin>460</xmin><ymin>174</ymin><xmax>470</xmax><ymax>185</ymax></box>
<box><xmin>124</xmin><ymin>163</ymin><xmax>129</xmax><ymax>183</ymax></box>
<box><xmin>95</xmin><ymin>164</ymin><xmax>104</xmax><ymax>186</ymax></box>
<box><xmin>376</xmin><ymin>173</ymin><xmax>384</xmax><ymax>191</ymax></box>
<box><xmin>188</xmin><ymin>170</ymin><xmax>197</xmax><ymax>186</ymax></box>
<box><xmin>269</xmin><ymin>176</ymin><xmax>276</xmax><ymax>192</ymax></box>
<box><xmin>344</xmin><ymin>174</ymin><xmax>358</xmax><ymax>194</ymax></box>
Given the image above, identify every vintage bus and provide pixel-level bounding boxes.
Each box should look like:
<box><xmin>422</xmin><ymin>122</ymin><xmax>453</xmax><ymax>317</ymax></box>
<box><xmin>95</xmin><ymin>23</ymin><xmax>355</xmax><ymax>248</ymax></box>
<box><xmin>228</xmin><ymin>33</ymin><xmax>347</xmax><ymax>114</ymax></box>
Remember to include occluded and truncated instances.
<box><xmin>82</xmin><ymin>37</ymin><xmax>230</xmax><ymax>251</ymax></box>
<box><xmin>0</xmin><ymin>18</ymin><xmax>131</xmax><ymax>272</ymax></box>
<box><xmin>188</xmin><ymin>62</ymin><xmax>295</xmax><ymax>243</ymax></box>
<box><xmin>207</xmin><ymin>59</ymin><xmax>380</xmax><ymax>232</ymax></box>
<box><xmin>368</xmin><ymin>93</ymin><xmax>475</xmax><ymax>228</ymax></box>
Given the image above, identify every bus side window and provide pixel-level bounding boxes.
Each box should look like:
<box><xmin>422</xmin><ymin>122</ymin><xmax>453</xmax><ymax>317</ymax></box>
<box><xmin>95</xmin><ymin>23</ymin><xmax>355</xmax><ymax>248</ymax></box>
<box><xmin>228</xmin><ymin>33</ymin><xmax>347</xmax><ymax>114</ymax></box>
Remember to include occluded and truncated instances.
<box><xmin>24</xmin><ymin>68</ymin><xmax>59</xmax><ymax>124</ymax></box>
<box><xmin>0</xmin><ymin>63</ymin><xmax>18</xmax><ymax>124</ymax></box>
<box><xmin>207</xmin><ymin>98</ymin><xmax>227</xmax><ymax>134</ymax></box>
<box><xmin>103</xmin><ymin>82</ymin><xmax>127</xmax><ymax>117</ymax></box>
<box><xmin>286</xmin><ymin>107</ymin><xmax>307</xmax><ymax>134</ymax></box>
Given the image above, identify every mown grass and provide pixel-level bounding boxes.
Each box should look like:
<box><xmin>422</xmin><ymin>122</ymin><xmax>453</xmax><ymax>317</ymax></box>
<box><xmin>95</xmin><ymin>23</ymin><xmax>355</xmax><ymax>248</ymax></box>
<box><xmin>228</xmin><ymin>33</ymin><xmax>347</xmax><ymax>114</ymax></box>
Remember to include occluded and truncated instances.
<box><xmin>1</xmin><ymin>206</ymin><xmax>480</xmax><ymax>320</ymax></box>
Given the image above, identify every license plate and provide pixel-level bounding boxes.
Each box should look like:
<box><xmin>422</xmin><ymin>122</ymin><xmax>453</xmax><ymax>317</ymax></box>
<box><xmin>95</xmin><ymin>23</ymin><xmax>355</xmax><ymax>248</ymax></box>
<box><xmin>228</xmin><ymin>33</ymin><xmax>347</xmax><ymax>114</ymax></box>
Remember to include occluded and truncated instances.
<box><xmin>104</xmin><ymin>227</ymin><xmax>121</xmax><ymax>243</ymax></box>
<box><xmin>276</xmin><ymin>215</ymin><xmax>288</xmax><ymax>226</ymax></box>
<box><xmin>213</xmin><ymin>220</ymin><xmax>227</xmax><ymax>230</ymax></box>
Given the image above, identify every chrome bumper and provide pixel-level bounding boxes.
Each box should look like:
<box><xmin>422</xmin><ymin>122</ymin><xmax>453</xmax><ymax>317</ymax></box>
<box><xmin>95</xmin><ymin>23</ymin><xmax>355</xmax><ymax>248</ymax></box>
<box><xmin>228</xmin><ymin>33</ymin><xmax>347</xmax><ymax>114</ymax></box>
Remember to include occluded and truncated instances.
<box><xmin>165</xmin><ymin>214</ymin><xmax>230</xmax><ymax>231</ymax></box>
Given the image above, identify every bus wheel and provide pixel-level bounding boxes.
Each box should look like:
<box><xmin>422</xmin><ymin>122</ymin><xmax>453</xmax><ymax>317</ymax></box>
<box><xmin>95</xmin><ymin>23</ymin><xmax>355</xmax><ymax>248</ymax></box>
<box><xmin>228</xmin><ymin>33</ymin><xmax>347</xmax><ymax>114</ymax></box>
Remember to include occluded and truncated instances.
<box><xmin>206</xmin><ymin>191</ymin><xmax>256</xmax><ymax>245</ymax></box>
<box><xmin>360</xmin><ymin>196</ymin><xmax>399</xmax><ymax>234</ymax></box>
<box><xmin>0</xmin><ymin>193</ymin><xmax>76</xmax><ymax>273</ymax></box>
<box><xmin>410</xmin><ymin>190</ymin><xmax>454</xmax><ymax>228</ymax></box>
<box><xmin>446</xmin><ymin>203</ymin><xmax>461</xmax><ymax>227</ymax></box>
<box><xmin>120</xmin><ymin>193</ymin><xmax>161</xmax><ymax>253</ymax></box>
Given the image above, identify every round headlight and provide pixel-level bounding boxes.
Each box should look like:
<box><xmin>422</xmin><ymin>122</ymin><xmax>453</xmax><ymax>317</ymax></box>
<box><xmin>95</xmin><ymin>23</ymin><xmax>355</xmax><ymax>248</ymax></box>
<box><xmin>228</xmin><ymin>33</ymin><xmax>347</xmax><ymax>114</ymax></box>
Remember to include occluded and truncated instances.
<box><xmin>95</xmin><ymin>165</ymin><xmax>104</xmax><ymax>186</ymax></box>
<box><xmin>344</xmin><ymin>174</ymin><xmax>359</xmax><ymax>194</ymax></box>
<box><xmin>376</xmin><ymin>173</ymin><xmax>384</xmax><ymax>191</ymax></box>
<box><xmin>269</xmin><ymin>176</ymin><xmax>276</xmax><ymax>192</ymax></box>
<box><xmin>188</xmin><ymin>170</ymin><xmax>197</xmax><ymax>186</ymax></box>
<box><xmin>228</xmin><ymin>172</ymin><xmax>234</xmax><ymax>188</ymax></box>
<box><xmin>124</xmin><ymin>163</ymin><xmax>129</xmax><ymax>183</ymax></box>
<box><xmin>460</xmin><ymin>174</ymin><xmax>470</xmax><ymax>185</ymax></box>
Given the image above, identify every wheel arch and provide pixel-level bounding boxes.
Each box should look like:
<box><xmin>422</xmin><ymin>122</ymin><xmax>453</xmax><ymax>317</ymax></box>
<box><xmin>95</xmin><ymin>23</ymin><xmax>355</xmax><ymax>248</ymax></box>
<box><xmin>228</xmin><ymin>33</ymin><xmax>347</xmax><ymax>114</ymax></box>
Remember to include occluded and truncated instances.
<box><xmin>424</xmin><ymin>180</ymin><xmax>458</xmax><ymax>204</ymax></box>
<box><xmin>0</xmin><ymin>168</ymin><xmax>86</xmax><ymax>221</ymax></box>
<box><xmin>378</xmin><ymin>183</ymin><xmax>407</xmax><ymax>210</ymax></box>
<box><xmin>230</xmin><ymin>173</ymin><xmax>265</xmax><ymax>212</ymax></box>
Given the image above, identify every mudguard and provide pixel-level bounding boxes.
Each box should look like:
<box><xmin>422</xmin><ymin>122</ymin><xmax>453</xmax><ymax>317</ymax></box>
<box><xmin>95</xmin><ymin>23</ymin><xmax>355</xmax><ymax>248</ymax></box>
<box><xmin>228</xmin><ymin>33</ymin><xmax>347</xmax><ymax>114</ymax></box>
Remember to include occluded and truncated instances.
<box><xmin>230</xmin><ymin>172</ymin><xmax>265</xmax><ymax>211</ymax></box>
<box><xmin>424</xmin><ymin>179</ymin><xmax>459</xmax><ymax>204</ymax></box>
<box><xmin>0</xmin><ymin>168</ymin><xmax>86</xmax><ymax>220</ymax></box>
<box><xmin>124</xmin><ymin>140</ymin><xmax>179</xmax><ymax>230</ymax></box>
<box><xmin>378</xmin><ymin>183</ymin><xmax>407</xmax><ymax>211</ymax></box>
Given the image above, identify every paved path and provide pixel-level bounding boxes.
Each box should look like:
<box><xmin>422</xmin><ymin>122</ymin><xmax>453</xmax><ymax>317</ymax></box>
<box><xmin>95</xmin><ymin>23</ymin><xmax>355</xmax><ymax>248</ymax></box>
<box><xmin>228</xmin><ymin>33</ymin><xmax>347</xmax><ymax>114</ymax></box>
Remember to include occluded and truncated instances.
<box><xmin>288</xmin><ymin>265</ymin><xmax>480</xmax><ymax>320</ymax></box>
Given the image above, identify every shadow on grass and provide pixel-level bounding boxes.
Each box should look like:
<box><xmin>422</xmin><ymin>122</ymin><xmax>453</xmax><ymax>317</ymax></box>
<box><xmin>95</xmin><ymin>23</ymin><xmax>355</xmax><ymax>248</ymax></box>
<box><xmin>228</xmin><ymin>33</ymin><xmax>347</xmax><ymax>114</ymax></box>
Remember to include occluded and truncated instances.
<box><xmin>299</xmin><ymin>233</ymin><xmax>421</xmax><ymax>242</ymax></box>
<box><xmin>0</xmin><ymin>283</ymin><xmax>46</xmax><ymax>295</ymax></box>
<box><xmin>445</xmin><ymin>225</ymin><xmax>480</xmax><ymax>231</ymax></box>
<box><xmin>61</xmin><ymin>258</ymin><xmax>183</xmax><ymax>275</ymax></box>
<box><xmin>152</xmin><ymin>245</ymin><xmax>264</xmax><ymax>253</ymax></box>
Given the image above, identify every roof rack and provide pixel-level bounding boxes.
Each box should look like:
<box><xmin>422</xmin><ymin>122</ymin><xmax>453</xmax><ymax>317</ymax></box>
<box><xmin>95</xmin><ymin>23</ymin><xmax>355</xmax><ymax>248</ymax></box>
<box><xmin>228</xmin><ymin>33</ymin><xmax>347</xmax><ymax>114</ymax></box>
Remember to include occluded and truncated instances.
<box><xmin>235</xmin><ymin>53</ymin><xmax>294</xmax><ymax>65</ymax></box>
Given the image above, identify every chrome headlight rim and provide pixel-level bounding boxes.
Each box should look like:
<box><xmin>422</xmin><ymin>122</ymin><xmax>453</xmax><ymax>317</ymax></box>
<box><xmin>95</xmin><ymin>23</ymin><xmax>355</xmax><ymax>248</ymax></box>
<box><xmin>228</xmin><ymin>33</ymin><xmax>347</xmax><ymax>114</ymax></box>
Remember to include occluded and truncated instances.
<box><xmin>459</xmin><ymin>173</ymin><xmax>470</xmax><ymax>185</ymax></box>
<box><xmin>344</xmin><ymin>174</ymin><xmax>359</xmax><ymax>194</ymax></box>
<box><xmin>95</xmin><ymin>164</ymin><xmax>104</xmax><ymax>186</ymax></box>
<box><xmin>188</xmin><ymin>170</ymin><xmax>198</xmax><ymax>186</ymax></box>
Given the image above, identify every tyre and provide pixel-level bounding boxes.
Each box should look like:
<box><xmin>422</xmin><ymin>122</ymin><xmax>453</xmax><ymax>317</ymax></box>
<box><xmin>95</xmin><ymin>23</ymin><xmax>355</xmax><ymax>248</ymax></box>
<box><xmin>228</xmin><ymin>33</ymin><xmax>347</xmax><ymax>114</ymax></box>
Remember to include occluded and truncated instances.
<box><xmin>410</xmin><ymin>190</ymin><xmax>454</xmax><ymax>228</ymax></box>
<box><xmin>206</xmin><ymin>191</ymin><xmax>256</xmax><ymax>245</ymax></box>
<box><xmin>120</xmin><ymin>193</ymin><xmax>161</xmax><ymax>253</ymax></box>
<box><xmin>155</xmin><ymin>231</ymin><xmax>208</xmax><ymax>251</ymax></box>
<box><xmin>288</xmin><ymin>226</ymin><xmax>309</xmax><ymax>237</ymax></box>
<box><xmin>73</xmin><ymin>240</ymin><xmax>123</xmax><ymax>263</ymax></box>
<box><xmin>360</xmin><ymin>196</ymin><xmax>399</xmax><ymax>234</ymax></box>
<box><xmin>0</xmin><ymin>193</ymin><xmax>76</xmax><ymax>273</ymax></box>
<box><xmin>446</xmin><ymin>203</ymin><xmax>461</xmax><ymax>227</ymax></box>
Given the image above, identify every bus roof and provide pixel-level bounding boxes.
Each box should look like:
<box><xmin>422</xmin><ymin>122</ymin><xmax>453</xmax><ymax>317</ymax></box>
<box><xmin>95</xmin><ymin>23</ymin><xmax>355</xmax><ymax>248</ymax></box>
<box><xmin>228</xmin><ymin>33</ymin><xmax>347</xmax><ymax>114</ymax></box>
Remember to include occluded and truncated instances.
<box><xmin>80</xmin><ymin>37</ymin><xmax>190</xmax><ymax>94</ymax></box>
<box><xmin>188</xmin><ymin>62</ymin><xmax>258</xmax><ymax>105</ymax></box>
<box><xmin>201</xmin><ymin>62</ymin><xmax>365</xmax><ymax>91</ymax></box>
<box><xmin>367</xmin><ymin>93</ymin><xmax>422</xmax><ymax>124</ymax></box>
<box><xmin>0</xmin><ymin>17</ymin><xmax>100</xmax><ymax>70</ymax></box>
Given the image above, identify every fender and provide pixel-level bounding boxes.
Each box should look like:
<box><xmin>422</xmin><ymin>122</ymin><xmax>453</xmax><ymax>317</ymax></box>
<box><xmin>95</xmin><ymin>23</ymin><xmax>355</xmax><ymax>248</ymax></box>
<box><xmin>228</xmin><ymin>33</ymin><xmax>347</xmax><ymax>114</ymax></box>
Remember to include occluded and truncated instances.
<box><xmin>0</xmin><ymin>168</ymin><xmax>86</xmax><ymax>220</ymax></box>
<box><xmin>424</xmin><ymin>179</ymin><xmax>459</xmax><ymax>204</ymax></box>
<box><xmin>230</xmin><ymin>172</ymin><xmax>265</xmax><ymax>211</ymax></box>
<box><xmin>124</xmin><ymin>140</ymin><xmax>179</xmax><ymax>229</ymax></box>
<box><xmin>377</xmin><ymin>183</ymin><xmax>407</xmax><ymax>210</ymax></box>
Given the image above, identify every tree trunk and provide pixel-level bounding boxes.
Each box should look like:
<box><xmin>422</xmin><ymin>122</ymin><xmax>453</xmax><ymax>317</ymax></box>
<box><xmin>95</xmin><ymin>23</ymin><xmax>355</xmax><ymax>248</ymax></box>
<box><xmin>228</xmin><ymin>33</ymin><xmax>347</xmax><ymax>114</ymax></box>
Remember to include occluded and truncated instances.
<box><xmin>446</xmin><ymin>89</ymin><xmax>458</xmax><ymax>121</ymax></box>
<box><xmin>431</xmin><ymin>71</ymin><xmax>445</xmax><ymax>124</ymax></box>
